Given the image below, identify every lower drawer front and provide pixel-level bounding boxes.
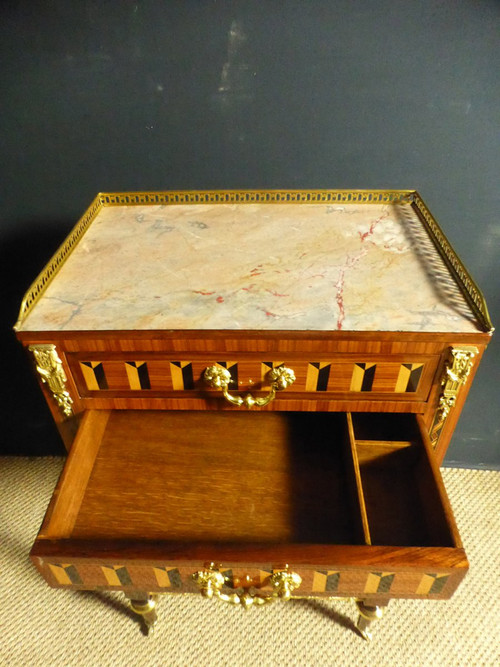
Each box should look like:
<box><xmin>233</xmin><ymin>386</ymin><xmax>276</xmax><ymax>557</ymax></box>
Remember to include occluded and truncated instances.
<box><xmin>32</xmin><ymin>550</ymin><xmax>466</xmax><ymax>601</ymax></box>
<box><xmin>31</xmin><ymin>409</ymin><xmax>467</xmax><ymax>601</ymax></box>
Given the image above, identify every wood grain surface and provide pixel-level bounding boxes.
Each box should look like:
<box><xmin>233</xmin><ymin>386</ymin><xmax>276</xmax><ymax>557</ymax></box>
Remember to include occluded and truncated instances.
<box><xmin>71</xmin><ymin>411</ymin><xmax>357</xmax><ymax>544</ymax></box>
<box><xmin>37</xmin><ymin>410</ymin><xmax>462</xmax><ymax>562</ymax></box>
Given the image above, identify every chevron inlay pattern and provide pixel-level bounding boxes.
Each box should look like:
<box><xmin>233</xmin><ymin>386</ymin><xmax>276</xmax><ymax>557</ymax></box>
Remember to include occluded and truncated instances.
<box><xmin>39</xmin><ymin>562</ymin><xmax>455</xmax><ymax>598</ymax></box>
<box><xmin>350</xmin><ymin>363</ymin><xmax>377</xmax><ymax>392</ymax></box>
<box><xmin>80</xmin><ymin>361</ymin><xmax>108</xmax><ymax>390</ymax></box>
<box><xmin>125</xmin><ymin>361</ymin><xmax>151</xmax><ymax>390</ymax></box>
<box><xmin>170</xmin><ymin>362</ymin><xmax>194</xmax><ymax>390</ymax></box>
<box><xmin>395</xmin><ymin>363</ymin><xmax>424</xmax><ymax>393</ymax></box>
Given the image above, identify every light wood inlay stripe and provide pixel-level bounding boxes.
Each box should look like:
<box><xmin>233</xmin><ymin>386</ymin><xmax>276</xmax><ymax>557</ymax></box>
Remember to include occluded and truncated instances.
<box><xmin>48</xmin><ymin>564</ymin><xmax>73</xmax><ymax>585</ymax></box>
<box><xmin>153</xmin><ymin>567</ymin><xmax>172</xmax><ymax>587</ymax></box>
<box><xmin>416</xmin><ymin>573</ymin><xmax>449</xmax><ymax>595</ymax></box>
<box><xmin>364</xmin><ymin>572</ymin><xmax>394</xmax><ymax>594</ymax></box>
<box><xmin>395</xmin><ymin>363</ymin><xmax>424</xmax><ymax>392</ymax></box>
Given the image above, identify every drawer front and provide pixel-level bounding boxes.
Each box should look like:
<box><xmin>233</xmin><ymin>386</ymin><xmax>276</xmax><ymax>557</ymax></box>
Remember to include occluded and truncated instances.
<box><xmin>32</xmin><ymin>554</ymin><xmax>465</xmax><ymax>601</ymax></box>
<box><xmin>66</xmin><ymin>353</ymin><xmax>440</xmax><ymax>409</ymax></box>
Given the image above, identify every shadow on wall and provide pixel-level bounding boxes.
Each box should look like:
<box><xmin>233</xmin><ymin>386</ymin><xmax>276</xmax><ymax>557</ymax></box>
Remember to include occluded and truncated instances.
<box><xmin>1</xmin><ymin>222</ymin><xmax>72</xmax><ymax>455</ymax></box>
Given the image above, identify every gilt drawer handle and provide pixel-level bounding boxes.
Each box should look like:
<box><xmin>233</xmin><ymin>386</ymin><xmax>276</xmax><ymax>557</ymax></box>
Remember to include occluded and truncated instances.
<box><xmin>192</xmin><ymin>566</ymin><xmax>302</xmax><ymax>608</ymax></box>
<box><xmin>203</xmin><ymin>365</ymin><xmax>296</xmax><ymax>408</ymax></box>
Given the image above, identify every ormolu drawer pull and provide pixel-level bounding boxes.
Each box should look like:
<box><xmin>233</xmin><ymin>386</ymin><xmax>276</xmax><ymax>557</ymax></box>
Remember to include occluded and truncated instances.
<box><xmin>203</xmin><ymin>365</ymin><xmax>296</xmax><ymax>408</ymax></box>
<box><xmin>192</xmin><ymin>565</ymin><xmax>301</xmax><ymax>608</ymax></box>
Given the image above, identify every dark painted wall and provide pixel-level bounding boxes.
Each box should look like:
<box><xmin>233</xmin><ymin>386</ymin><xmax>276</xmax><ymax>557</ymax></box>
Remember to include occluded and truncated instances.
<box><xmin>1</xmin><ymin>1</ymin><xmax>498</xmax><ymax>466</ymax></box>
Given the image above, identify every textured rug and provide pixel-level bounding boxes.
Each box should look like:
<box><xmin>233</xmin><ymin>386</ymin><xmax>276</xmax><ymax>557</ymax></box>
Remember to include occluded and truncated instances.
<box><xmin>1</xmin><ymin>458</ymin><xmax>498</xmax><ymax>667</ymax></box>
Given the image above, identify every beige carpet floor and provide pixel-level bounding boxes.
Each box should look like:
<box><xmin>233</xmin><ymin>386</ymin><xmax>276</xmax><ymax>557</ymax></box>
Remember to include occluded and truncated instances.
<box><xmin>1</xmin><ymin>458</ymin><xmax>499</xmax><ymax>667</ymax></box>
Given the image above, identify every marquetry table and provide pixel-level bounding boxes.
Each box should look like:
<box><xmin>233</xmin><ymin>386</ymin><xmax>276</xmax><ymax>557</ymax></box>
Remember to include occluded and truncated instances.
<box><xmin>15</xmin><ymin>190</ymin><xmax>493</xmax><ymax>639</ymax></box>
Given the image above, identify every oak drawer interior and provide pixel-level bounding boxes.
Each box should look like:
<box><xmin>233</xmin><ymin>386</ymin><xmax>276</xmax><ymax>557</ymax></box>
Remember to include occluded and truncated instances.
<box><xmin>348</xmin><ymin>413</ymin><xmax>455</xmax><ymax>547</ymax></box>
<box><xmin>38</xmin><ymin>410</ymin><xmax>459</xmax><ymax>551</ymax></box>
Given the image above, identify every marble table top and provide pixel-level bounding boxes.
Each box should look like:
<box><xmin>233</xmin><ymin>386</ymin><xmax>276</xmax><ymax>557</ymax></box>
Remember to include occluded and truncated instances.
<box><xmin>19</xmin><ymin>202</ymin><xmax>481</xmax><ymax>332</ymax></box>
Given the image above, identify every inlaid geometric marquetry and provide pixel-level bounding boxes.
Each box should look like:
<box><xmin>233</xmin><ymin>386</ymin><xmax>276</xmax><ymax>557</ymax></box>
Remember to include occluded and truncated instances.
<box><xmin>350</xmin><ymin>363</ymin><xmax>377</xmax><ymax>392</ymax></box>
<box><xmin>153</xmin><ymin>567</ymin><xmax>182</xmax><ymax>588</ymax></box>
<box><xmin>395</xmin><ymin>363</ymin><xmax>424</xmax><ymax>393</ymax></box>
<box><xmin>101</xmin><ymin>565</ymin><xmax>132</xmax><ymax>587</ymax></box>
<box><xmin>125</xmin><ymin>361</ymin><xmax>151</xmax><ymax>390</ymax></box>
<box><xmin>80</xmin><ymin>361</ymin><xmax>108</xmax><ymax>390</ymax></box>
<box><xmin>72</xmin><ymin>357</ymin><xmax>434</xmax><ymax>396</ymax></box>
<box><xmin>312</xmin><ymin>570</ymin><xmax>340</xmax><ymax>592</ymax></box>
<box><xmin>170</xmin><ymin>362</ymin><xmax>195</xmax><ymax>390</ymax></box>
<box><xmin>306</xmin><ymin>363</ymin><xmax>332</xmax><ymax>392</ymax></box>
<box><xmin>364</xmin><ymin>572</ymin><xmax>395</xmax><ymax>594</ymax></box>
<box><xmin>416</xmin><ymin>573</ymin><xmax>449</xmax><ymax>595</ymax></box>
<box><xmin>48</xmin><ymin>563</ymin><xmax>83</xmax><ymax>586</ymax></box>
<box><xmin>37</xmin><ymin>561</ymin><xmax>459</xmax><ymax>599</ymax></box>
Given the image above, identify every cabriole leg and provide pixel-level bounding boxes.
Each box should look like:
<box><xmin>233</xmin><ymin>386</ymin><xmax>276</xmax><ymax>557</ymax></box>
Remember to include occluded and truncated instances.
<box><xmin>127</xmin><ymin>593</ymin><xmax>158</xmax><ymax>635</ymax></box>
<box><xmin>355</xmin><ymin>599</ymin><xmax>386</xmax><ymax>641</ymax></box>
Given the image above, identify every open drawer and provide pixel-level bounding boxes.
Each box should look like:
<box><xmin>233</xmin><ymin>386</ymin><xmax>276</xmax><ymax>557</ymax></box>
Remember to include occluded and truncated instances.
<box><xmin>31</xmin><ymin>409</ymin><xmax>468</xmax><ymax>602</ymax></box>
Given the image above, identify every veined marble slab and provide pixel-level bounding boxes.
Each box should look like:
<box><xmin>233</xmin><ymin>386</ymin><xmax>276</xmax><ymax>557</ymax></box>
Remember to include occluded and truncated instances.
<box><xmin>19</xmin><ymin>202</ymin><xmax>481</xmax><ymax>332</ymax></box>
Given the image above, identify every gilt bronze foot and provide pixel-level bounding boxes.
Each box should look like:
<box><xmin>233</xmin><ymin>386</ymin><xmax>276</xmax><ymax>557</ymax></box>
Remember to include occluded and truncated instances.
<box><xmin>355</xmin><ymin>600</ymin><xmax>386</xmax><ymax>641</ymax></box>
<box><xmin>128</xmin><ymin>593</ymin><xmax>158</xmax><ymax>635</ymax></box>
